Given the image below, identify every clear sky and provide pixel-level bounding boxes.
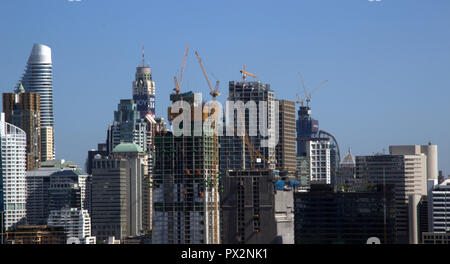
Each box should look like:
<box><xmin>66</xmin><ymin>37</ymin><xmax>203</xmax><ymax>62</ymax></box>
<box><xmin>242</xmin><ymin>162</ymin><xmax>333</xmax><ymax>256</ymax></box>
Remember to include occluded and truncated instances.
<box><xmin>0</xmin><ymin>0</ymin><xmax>449</xmax><ymax>174</ymax></box>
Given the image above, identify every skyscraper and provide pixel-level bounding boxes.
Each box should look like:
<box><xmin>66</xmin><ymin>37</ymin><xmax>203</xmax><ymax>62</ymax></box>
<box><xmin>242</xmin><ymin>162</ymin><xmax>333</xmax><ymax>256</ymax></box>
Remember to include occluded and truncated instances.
<box><xmin>275</xmin><ymin>100</ymin><xmax>296</xmax><ymax>178</ymax></box>
<box><xmin>91</xmin><ymin>143</ymin><xmax>149</xmax><ymax>242</ymax></box>
<box><xmin>0</xmin><ymin>113</ymin><xmax>27</xmax><ymax>231</ymax></box>
<box><xmin>356</xmin><ymin>153</ymin><xmax>427</xmax><ymax>243</ymax></box>
<box><xmin>20</xmin><ymin>44</ymin><xmax>54</xmax><ymax>161</ymax></box>
<box><xmin>3</xmin><ymin>83</ymin><xmax>41</xmax><ymax>170</ymax></box>
<box><xmin>107</xmin><ymin>99</ymin><xmax>147</xmax><ymax>152</ymax></box>
<box><xmin>132</xmin><ymin>50</ymin><xmax>156</xmax><ymax>118</ymax></box>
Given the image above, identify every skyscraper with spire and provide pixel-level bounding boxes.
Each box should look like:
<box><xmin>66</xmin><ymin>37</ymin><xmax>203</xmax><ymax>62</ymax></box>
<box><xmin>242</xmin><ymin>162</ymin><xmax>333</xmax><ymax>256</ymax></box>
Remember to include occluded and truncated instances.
<box><xmin>20</xmin><ymin>44</ymin><xmax>55</xmax><ymax>161</ymax></box>
<box><xmin>132</xmin><ymin>47</ymin><xmax>156</xmax><ymax>118</ymax></box>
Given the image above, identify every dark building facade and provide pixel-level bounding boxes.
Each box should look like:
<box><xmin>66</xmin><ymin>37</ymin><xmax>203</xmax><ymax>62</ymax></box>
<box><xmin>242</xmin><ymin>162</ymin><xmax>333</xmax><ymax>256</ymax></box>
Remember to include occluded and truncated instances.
<box><xmin>294</xmin><ymin>184</ymin><xmax>396</xmax><ymax>244</ymax></box>
<box><xmin>221</xmin><ymin>170</ymin><xmax>278</xmax><ymax>244</ymax></box>
<box><xmin>296</xmin><ymin>106</ymin><xmax>319</xmax><ymax>157</ymax></box>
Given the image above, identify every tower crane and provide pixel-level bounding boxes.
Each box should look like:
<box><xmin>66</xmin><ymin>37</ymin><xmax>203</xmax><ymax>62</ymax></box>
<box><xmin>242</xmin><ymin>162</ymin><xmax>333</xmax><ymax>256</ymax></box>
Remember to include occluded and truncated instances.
<box><xmin>297</xmin><ymin>72</ymin><xmax>328</xmax><ymax>107</ymax></box>
<box><xmin>173</xmin><ymin>45</ymin><xmax>189</xmax><ymax>94</ymax></box>
<box><xmin>240</xmin><ymin>65</ymin><xmax>257</xmax><ymax>82</ymax></box>
<box><xmin>194</xmin><ymin>51</ymin><xmax>220</xmax><ymax>100</ymax></box>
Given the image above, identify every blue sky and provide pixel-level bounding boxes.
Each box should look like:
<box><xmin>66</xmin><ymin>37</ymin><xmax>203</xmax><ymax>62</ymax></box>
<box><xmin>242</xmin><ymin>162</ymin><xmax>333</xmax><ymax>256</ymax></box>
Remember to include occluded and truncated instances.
<box><xmin>0</xmin><ymin>0</ymin><xmax>449</xmax><ymax>174</ymax></box>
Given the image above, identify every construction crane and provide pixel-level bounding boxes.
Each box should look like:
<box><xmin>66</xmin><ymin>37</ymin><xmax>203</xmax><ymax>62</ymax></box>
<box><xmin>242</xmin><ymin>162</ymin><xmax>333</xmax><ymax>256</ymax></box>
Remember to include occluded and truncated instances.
<box><xmin>173</xmin><ymin>45</ymin><xmax>189</xmax><ymax>94</ymax></box>
<box><xmin>297</xmin><ymin>72</ymin><xmax>328</xmax><ymax>107</ymax></box>
<box><xmin>195</xmin><ymin>51</ymin><xmax>220</xmax><ymax>99</ymax></box>
<box><xmin>240</xmin><ymin>65</ymin><xmax>257</xmax><ymax>82</ymax></box>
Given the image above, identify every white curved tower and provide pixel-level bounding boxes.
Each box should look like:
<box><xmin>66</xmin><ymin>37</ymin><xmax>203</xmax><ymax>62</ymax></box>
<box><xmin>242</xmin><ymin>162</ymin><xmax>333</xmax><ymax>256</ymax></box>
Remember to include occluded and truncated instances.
<box><xmin>1</xmin><ymin>113</ymin><xmax>27</xmax><ymax>231</ymax></box>
<box><xmin>21</xmin><ymin>44</ymin><xmax>54</xmax><ymax>160</ymax></box>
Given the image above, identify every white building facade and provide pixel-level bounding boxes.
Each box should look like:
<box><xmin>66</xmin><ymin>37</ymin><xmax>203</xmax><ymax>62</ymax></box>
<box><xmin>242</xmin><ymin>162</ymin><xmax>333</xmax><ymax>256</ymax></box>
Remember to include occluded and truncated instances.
<box><xmin>0</xmin><ymin>113</ymin><xmax>27</xmax><ymax>230</ymax></box>
<box><xmin>307</xmin><ymin>140</ymin><xmax>331</xmax><ymax>184</ymax></box>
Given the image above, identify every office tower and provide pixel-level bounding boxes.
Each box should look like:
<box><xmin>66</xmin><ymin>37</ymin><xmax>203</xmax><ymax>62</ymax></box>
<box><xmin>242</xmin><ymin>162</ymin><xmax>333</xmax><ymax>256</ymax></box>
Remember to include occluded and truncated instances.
<box><xmin>48</xmin><ymin>169</ymin><xmax>89</xmax><ymax>212</ymax></box>
<box><xmin>20</xmin><ymin>44</ymin><xmax>54</xmax><ymax>161</ymax></box>
<box><xmin>153</xmin><ymin>91</ymin><xmax>220</xmax><ymax>244</ymax></box>
<box><xmin>2</xmin><ymin>83</ymin><xmax>41</xmax><ymax>170</ymax></box>
<box><xmin>47</xmin><ymin>208</ymin><xmax>94</xmax><ymax>244</ymax></box>
<box><xmin>307</xmin><ymin>139</ymin><xmax>331</xmax><ymax>184</ymax></box>
<box><xmin>275</xmin><ymin>100</ymin><xmax>296</xmax><ymax>178</ymax></box>
<box><xmin>356</xmin><ymin>153</ymin><xmax>427</xmax><ymax>243</ymax></box>
<box><xmin>132</xmin><ymin>53</ymin><xmax>156</xmax><ymax>118</ymax></box>
<box><xmin>5</xmin><ymin>225</ymin><xmax>66</xmax><ymax>244</ymax></box>
<box><xmin>294</xmin><ymin>184</ymin><xmax>396</xmax><ymax>244</ymax></box>
<box><xmin>0</xmin><ymin>113</ymin><xmax>27</xmax><ymax>231</ymax></box>
<box><xmin>91</xmin><ymin>143</ymin><xmax>149</xmax><ymax>242</ymax></box>
<box><xmin>389</xmin><ymin>144</ymin><xmax>438</xmax><ymax>180</ymax></box>
<box><xmin>107</xmin><ymin>99</ymin><xmax>147</xmax><ymax>152</ymax></box>
<box><xmin>26</xmin><ymin>160</ymin><xmax>80</xmax><ymax>225</ymax></box>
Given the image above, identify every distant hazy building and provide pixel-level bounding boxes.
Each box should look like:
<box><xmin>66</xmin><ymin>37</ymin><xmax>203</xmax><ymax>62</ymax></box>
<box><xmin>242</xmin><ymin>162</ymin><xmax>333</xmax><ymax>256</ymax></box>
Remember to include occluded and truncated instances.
<box><xmin>294</xmin><ymin>184</ymin><xmax>396</xmax><ymax>244</ymax></box>
<box><xmin>2</xmin><ymin>83</ymin><xmax>41</xmax><ymax>170</ymax></box>
<box><xmin>356</xmin><ymin>153</ymin><xmax>427</xmax><ymax>243</ymax></box>
<box><xmin>336</xmin><ymin>149</ymin><xmax>357</xmax><ymax>191</ymax></box>
<box><xmin>91</xmin><ymin>143</ymin><xmax>150</xmax><ymax>242</ymax></box>
<box><xmin>1</xmin><ymin>113</ymin><xmax>27</xmax><ymax>231</ymax></box>
<box><xmin>296</xmin><ymin>105</ymin><xmax>319</xmax><ymax>157</ymax></box>
<box><xmin>20</xmin><ymin>44</ymin><xmax>55</xmax><ymax>161</ymax></box>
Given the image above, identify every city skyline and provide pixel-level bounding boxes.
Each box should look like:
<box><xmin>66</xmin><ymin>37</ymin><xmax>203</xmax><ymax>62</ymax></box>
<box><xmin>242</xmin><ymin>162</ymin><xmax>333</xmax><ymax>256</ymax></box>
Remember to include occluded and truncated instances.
<box><xmin>0</xmin><ymin>0</ymin><xmax>449</xmax><ymax>174</ymax></box>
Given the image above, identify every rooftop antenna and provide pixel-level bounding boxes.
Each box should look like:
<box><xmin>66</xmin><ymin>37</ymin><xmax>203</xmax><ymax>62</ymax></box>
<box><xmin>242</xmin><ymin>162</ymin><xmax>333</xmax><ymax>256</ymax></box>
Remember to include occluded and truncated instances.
<box><xmin>142</xmin><ymin>45</ymin><xmax>145</xmax><ymax>66</ymax></box>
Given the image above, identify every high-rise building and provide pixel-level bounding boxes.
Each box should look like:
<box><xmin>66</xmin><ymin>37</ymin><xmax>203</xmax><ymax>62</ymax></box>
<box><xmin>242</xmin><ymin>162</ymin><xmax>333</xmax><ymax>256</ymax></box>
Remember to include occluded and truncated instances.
<box><xmin>20</xmin><ymin>44</ymin><xmax>54</xmax><ymax>161</ymax></box>
<box><xmin>152</xmin><ymin>91</ymin><xmax>220</xmax><ymax>244</ymax></box>
<box><xmin>294</xmin><ymin>184</ymin><xmax>396</xmax><ymax>244</ymax></box>
<box><xmin>48</xmin><ymin>169</ymin><xmax>89</xmax><ymax>212</ymax></box>
<box><xmin>132</xmin><ymin>53</ymin><xmax>156</xmax><ymax>118</ymax></box>
<box><xmin>219</xmin><ymin>81</ymin><xmax>284</xmax><ymax>244</ymax></box>
<box><xmin>107</xmin><ymin>99</ymin><xmax>147</xmax><ymax>152</ymax></box>
<box><xmin>220</xmin><ymin>81</ymin><xmax>276</xmax><ymax>171</ymax></box>
<box><xmin>356</xmin><ymin>153</ymin><xmax>427</xmax><ymax>243</ymax></box>
<box><xmin>307</xmin><ymin>139</ymin><xmax>331</xmax><ymax>184</ymax></box>
<box><xmin>0</xmin><ymin>113</ymin><xmax>27</xmax><ymax>231</ymax></box>
<box><xmin>26</xmin><ymin>160</ymin><xmax>80</xmax><ymax>225</ymax></box>
<box><xmin>275</xmin><ymin>100</ymin><xmax>296</xmax><ymax>177</ymax></box>
<box><xmin>389</xmin><ymin>144</ymin><xmax>438</xmax><ymax>181</ymax></box>
<box><xmin>2</xmin><ymin>83</ymin><xmax>41</xmax><ymax>170</ymax></box>
<box><xmin>91</xmin><ymin>143</ymin><xmax>149</xmax><ymax>243</ymax></box>
<box><xmin>336</xmin><ymin>149</ymin><xmax>357</xmax><ymax>191</ymax></box>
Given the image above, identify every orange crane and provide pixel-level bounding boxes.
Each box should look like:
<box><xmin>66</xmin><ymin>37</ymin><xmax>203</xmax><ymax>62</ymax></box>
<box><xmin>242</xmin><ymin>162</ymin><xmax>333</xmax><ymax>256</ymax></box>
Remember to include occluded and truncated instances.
<box><xmin>240</xmin><ymin>65</ymin><xmax>257</xmax><ymax>82</ymax></box>
<box><xmin>195</xmin><ymin>51</ymin><xmax>220</xmax><ymax>99</ymax></box>
<box><xmin>173</xmin><ymin>45</ymin><xmax>189</xmax><ymax>94</ymax></box>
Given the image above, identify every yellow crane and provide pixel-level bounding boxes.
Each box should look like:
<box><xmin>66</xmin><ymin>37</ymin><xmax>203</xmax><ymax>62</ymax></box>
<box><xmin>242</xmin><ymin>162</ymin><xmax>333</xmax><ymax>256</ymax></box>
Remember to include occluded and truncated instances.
<box><xmin>195</xmin><ymin>51</ymin><xmax>220</xmax><ymax>99</ymax></box>
<box><xmin>240</xmin><ymin>64</ymin><xmax>257</xmax><ymax>82</ymax></box>
<box><xmin>173</xmin><ymin>45</ymin><xmax>189</xmax><ymax>94</ymax></box>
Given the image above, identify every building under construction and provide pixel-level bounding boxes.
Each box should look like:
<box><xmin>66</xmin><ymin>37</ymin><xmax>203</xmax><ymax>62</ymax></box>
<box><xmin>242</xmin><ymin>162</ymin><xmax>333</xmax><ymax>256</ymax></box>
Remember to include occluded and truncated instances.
<box><xmin>220</xmin><ymin>80</ymin><xmax>289</xmax><ymax>244</ymax></box>
<box><xmin>152</xmin><ymin>91</ymin><xmax>220</xmax><ymax>244</ymax></box>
